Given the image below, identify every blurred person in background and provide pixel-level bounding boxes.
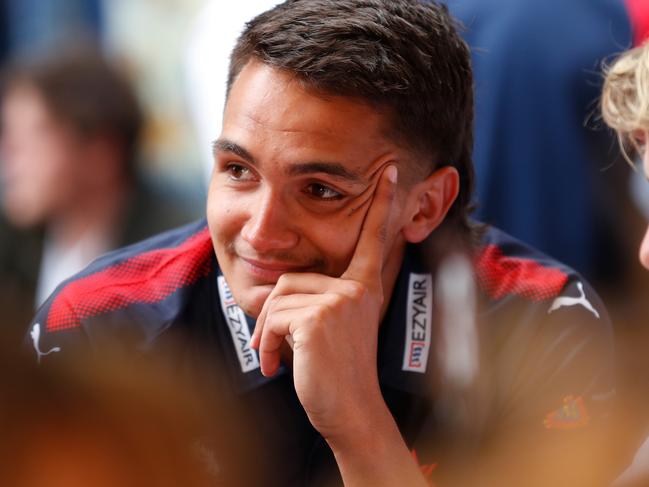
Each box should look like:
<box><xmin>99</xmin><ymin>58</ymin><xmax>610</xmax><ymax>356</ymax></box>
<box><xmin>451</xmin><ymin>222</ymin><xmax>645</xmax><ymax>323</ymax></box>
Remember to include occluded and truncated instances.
<box><xmin>446</xmin><ymin>0</ymin><xmax>632</xmax><ymax>289</ymax></box>
<box><xmin>0</xmin><ymin>46</ymin><xmax>197</xmax><ymax>338</ymax></box>
<box><xmin>30</xmin><ymin>1</ymin><xmax>615</xmax><ymax>485</ymax></box>
<box><xmin>603</xmin><ymin>39</ymin><xmax>649</xmax><ymax>487</ymax></box>
<box><xmin>625</xmin><ymin>0</ymin><xmax>649</xmax><ymax>254</ymax></box>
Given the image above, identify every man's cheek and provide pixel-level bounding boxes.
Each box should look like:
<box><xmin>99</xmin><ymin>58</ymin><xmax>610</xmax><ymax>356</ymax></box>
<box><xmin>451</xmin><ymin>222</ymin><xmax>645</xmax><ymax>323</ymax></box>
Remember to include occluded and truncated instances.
<box><xmin>316</xmin><ymin>220</ymin><xmax>364</xmax><ymax>274</ymax></box>
<box><xmin>208</xmin><ymin>192</ymin><xmax>244</xmax><ymax>233</ymax></box>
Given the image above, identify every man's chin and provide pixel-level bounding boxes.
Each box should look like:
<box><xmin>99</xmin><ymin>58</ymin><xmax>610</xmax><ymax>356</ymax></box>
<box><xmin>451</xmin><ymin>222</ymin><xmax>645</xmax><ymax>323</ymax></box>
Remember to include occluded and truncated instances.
<box><xmin>237</xmin><ymin>284</ymin><xmax>275</xmax><ymax>318</ymax></box>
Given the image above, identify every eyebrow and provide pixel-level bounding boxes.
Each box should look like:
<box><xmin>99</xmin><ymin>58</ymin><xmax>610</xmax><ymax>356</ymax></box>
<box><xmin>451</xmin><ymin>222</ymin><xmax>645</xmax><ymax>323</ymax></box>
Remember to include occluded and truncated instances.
<box><xmin>212</xmin><ymin>138</ymin><xmax>364</xmax><ymax>183</ymax></box>
<box><xmin>213</xmin><ymin>139</ymin><xmax>256</xmax><ymax>164</ymax></box>
<box><xmin>286</xmin><ymin>162</ymin><xmax>364</xmax><ymax>183</ymax></box>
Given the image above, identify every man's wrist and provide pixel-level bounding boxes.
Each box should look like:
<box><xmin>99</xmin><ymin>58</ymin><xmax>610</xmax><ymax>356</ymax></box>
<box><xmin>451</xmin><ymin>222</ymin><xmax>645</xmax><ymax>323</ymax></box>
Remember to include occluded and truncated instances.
<box><xmin>324</xmin><ymin>396</ymin><xmax>396</xmax><ymax>454</ymax></box>
<box><xmin>325</xmin><ymin>402</ymin><xmax>428</xmax><ymax>487</ymax></box>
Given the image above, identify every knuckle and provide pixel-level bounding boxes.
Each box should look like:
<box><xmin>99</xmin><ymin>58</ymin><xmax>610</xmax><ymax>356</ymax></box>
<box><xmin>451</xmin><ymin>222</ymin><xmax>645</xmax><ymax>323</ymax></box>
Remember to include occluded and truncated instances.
<box><xmin>325</xmin><ymin>293</ymin><xmax>345</xmax><ymax>310</ymax></box>
<box><xmin>266</xmin><ymin>295</ymin><xmax>282</xmax><ymax>313</ymax></box>
<box><xmin>264</xmin><ymin>309</ymin><xmax>283</xmax><ymax>329</ymax></box>
<box><xmin>270</xmin><ymin>293</ymin><xmax>284</xmax><ymax>307</ymax></box>
<box><xmin>344</xmin><ymin>280</ymin><xmax>368</xmax><ymax>300</ymax></box>
<box><xmin>306</xmin><ymin>306</ymin><xmax>326</xmax><ymax>324</ymax></box>
<box><xmin>263</xmin><ymin>312</ymin><xmax>276</xmax><ymax>330</ymax></box>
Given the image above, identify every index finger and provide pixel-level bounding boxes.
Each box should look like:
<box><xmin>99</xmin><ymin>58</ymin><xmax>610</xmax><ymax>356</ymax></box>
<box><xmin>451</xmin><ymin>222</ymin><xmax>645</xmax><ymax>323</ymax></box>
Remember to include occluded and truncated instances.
<box><xmin>341</xmin><ymin>164</ymin><xmax>398</xmax><ymax>285</ymax></box>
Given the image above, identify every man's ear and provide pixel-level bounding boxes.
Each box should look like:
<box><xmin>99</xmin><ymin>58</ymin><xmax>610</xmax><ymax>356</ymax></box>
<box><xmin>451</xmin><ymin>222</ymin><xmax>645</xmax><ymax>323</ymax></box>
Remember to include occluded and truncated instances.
<box><xmin>400</xmin><ymin>166</ymin><xmax>459</xmax><ymax>243</ymax></box>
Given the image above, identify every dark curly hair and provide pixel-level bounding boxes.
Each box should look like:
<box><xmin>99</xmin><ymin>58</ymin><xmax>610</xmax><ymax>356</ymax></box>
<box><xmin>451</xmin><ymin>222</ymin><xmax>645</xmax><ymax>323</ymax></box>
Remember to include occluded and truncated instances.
<box><xmin>227</xmin><ymin>0</ymin><xmax>475</xmax><ymax>235</ymax></box>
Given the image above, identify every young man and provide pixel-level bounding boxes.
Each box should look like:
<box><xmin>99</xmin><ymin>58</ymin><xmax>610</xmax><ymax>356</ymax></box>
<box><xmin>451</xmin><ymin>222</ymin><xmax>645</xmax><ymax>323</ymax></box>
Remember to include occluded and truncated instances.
<box><xmin>31</xmin><ymin>1</ymin><xmax>613</xmax><ymax>485</ymax></box>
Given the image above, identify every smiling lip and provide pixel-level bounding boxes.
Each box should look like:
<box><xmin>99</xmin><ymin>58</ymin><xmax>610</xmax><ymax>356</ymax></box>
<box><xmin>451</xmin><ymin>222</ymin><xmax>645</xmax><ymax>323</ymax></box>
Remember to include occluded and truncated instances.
<box><xmin>239</xmin><ymin>256</ymin><xmax>311</xmax><ymax>281</ymax></box>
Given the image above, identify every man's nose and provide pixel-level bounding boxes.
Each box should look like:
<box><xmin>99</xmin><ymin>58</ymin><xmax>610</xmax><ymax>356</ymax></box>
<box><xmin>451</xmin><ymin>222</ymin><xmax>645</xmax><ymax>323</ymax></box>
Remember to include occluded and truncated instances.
<box><xmin>639</xmin><ymin>226</ymin><xmax>649</xmax><ymax>271</ymax></box>
<box><xmin>240</xmin><ymin>189</ymin><xmax>299</xmax><ymax>253</ymax></box>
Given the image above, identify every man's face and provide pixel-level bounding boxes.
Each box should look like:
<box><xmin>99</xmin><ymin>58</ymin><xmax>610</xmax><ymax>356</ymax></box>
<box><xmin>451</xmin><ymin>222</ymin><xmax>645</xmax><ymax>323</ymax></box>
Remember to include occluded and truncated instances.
<box><xmin>207</xmin><ymin>61</ymin><xmax>411</xmax><ymax>317</ymax></box>
<box><xmin>0</xmin><ymin>86</ymin><xmax>86</xmax><ymax>228</ymax></box>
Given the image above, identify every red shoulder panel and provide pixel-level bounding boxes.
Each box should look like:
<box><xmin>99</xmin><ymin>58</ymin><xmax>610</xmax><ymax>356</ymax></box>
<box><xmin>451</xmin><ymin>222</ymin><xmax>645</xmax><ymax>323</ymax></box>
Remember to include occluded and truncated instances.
<box><xmin>46</xmin><ymin>228</ymin><xmax>214</xmax><ymax>331</ymax></box>
<box><xmin>475</xmin><ymin>244</ymin><xmax>568</xmax><ymax>302</ymax></box>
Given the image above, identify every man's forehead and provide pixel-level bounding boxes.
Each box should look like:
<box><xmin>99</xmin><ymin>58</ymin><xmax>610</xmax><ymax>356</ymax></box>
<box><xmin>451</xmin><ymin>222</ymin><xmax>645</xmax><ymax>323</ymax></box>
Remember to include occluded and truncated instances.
<box><xmin>220</xmin><ymin>61</ymin><xmax>408</xmax><ymax>173</ymax></box>
<box><xmin>225</xmin><ymin>61</ymin><xmax>389</xmax><ymax>138</ymax></box>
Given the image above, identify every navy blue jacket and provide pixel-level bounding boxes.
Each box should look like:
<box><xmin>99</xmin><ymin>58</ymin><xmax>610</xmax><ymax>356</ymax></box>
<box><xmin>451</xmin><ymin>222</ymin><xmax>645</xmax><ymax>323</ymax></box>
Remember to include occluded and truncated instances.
<box><xmin>30</xmin><ymin>219</ymin><xmax>614</xmax><ymax>485</ymax></box>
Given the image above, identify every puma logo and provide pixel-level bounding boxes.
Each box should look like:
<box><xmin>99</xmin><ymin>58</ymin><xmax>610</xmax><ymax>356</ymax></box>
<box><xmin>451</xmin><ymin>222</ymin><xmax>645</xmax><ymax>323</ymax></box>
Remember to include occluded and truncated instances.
<box><xmin>547</xmin><ymin>282</ymin><xmax>600</xmax><ymax>319</ymax></box>
<box><xmin>30</xmin><ymin>323</ymin><xmax>61</xmax><ymax>363</ymax></box>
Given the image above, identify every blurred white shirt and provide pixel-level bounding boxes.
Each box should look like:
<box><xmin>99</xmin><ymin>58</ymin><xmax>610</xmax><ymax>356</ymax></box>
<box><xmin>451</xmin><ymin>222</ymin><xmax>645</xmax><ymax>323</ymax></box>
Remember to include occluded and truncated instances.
<box><xmin>35</xmin><ymin>230</ymin><xmax>112</xmax><ymax>307</ymax></box>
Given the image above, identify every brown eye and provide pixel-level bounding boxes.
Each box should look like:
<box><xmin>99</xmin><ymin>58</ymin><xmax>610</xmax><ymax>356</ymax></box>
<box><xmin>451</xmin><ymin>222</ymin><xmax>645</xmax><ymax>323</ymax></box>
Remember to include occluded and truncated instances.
<box><xmin>226</xmin><ymin>163</ymin><xmax>254</xmax><ymax>181</ymax></box>
<box><xmin>305</xmin><ymin>183</ymin><xmax>343</xmax><ymax>200</ymax></box>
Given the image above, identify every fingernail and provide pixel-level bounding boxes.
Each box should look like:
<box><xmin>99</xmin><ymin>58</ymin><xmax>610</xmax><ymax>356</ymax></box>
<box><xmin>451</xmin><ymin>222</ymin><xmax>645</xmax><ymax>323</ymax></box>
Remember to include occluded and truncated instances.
<box><xmin>386</xmin><ymin>165</ymin><xmax>398</xmax><ymax>184</ymax></box>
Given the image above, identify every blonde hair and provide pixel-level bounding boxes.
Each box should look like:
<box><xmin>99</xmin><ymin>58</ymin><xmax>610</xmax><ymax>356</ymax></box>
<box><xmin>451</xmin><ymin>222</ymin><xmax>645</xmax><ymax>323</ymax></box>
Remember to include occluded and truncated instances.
<box><xmin>602</xmin><ymin>42</ymin><xmax>649</xmax><ymax>164</ymax></box>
